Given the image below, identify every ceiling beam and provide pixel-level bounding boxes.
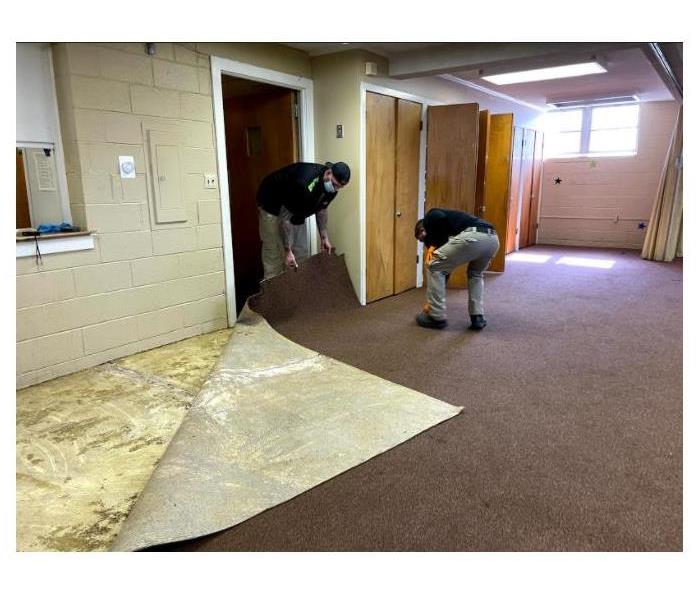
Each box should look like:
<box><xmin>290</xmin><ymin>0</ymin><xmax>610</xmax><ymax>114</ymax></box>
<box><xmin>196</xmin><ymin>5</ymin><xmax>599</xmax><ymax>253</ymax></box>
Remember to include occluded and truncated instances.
<box><xmin>642</xmin><ymin>43</ymin><xmax>683</xmax><ymax>101</ymax></box>
<box><xmin>388</xmin><ymin>42</ymin><xmax>639</xmax><ymax>79</ymax></box>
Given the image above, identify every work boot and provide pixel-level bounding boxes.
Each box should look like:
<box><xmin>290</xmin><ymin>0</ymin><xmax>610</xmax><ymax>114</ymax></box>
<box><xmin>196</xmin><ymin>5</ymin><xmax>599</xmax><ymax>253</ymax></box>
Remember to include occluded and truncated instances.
<box><xmin>469</xmin><ymin>315</ymin><xmax>487</xmax><ymax>330</ymax></box>
<box><xmin>416</xmin><ymin>313</ymin><xmax>447</xmax><ymax>329</ymax></box>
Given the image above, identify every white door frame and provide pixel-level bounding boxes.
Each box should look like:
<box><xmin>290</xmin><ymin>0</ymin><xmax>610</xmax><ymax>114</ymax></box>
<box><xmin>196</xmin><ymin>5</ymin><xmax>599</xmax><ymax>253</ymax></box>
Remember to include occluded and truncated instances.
<box><xmin>211</xmin><ymin>56</ymin><xmax>315</xmax><ymax>325</ymax></box>
<box><xmin>359</xmin><ymin>82</ymin><xmax>444</xmax><ymax>303</ymax></box>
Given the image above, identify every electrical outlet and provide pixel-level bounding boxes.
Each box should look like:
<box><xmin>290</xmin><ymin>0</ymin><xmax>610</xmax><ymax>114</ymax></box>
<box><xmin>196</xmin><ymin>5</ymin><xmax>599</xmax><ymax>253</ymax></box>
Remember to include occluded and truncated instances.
<box><xmin>204</xmin><ymin>174</ymin><xmax>217</xmax><ymax>189</ymax></box>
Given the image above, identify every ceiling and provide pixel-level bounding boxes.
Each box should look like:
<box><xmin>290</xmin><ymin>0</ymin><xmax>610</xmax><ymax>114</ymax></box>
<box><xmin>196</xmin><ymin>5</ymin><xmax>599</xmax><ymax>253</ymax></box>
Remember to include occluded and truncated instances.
<box><xmin>281</xmin><ymin>42</ymin><xmax>680</xmax><ymax>110</ymax></box>
<box><xmin>451</xmin><ymin>47</ymin><xmax>674</xmax><ymax>109</ymax></box>
<box><xmin>283</xmin><ymin>42</ymin><xmax>449</xmax><ymax>58</ymax></box>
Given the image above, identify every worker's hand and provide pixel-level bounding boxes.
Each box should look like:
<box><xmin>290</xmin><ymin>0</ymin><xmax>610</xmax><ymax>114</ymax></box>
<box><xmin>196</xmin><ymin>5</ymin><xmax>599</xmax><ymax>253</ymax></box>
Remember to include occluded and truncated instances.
<box><xmin>424</xmin><ymin>246</ymin><xmax>436</xmax><ymax>266</ymax></box>
<box><xmin>284</xmin><ymin>249</ymin><xmax>298</xmax><ymax>270</ymax></box>
<box><xmin>320</xmin><ymin>235</ymin><xmax>332</xmax><ymax>254</ymax></box>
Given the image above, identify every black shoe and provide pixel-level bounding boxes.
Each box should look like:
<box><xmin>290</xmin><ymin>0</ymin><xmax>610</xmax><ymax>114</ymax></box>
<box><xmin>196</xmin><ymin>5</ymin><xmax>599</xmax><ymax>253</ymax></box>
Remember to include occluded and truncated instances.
<box><xmin>416</xmin><ymin>313</ymin><xmax>447</xmax><ymax>329</ymax></box>
<box><xmin>469</xmin><ymin>315</ymin><xmax>487</xmax><ymax>330</ymax></box>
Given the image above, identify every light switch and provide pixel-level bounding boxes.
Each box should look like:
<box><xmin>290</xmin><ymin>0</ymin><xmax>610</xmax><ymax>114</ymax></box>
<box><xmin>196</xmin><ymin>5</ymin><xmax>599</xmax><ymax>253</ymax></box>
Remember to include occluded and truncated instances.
<box><xmin>204</xmin><ymin>173</ymin><xmax>217</xmax><ymax>189</ymax></box>
<box><xmin>336</xmin><ymin>125</ymin><xmax>344</xmax><ymax>139</ymax></box>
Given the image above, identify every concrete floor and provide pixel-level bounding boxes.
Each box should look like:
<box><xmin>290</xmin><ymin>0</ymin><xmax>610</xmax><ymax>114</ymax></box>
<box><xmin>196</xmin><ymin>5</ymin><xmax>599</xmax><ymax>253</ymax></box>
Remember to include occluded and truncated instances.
<box><xmin>16</xmin><ymin>328</ymin><xmax>231</xmax><ymax>551</ymax></box>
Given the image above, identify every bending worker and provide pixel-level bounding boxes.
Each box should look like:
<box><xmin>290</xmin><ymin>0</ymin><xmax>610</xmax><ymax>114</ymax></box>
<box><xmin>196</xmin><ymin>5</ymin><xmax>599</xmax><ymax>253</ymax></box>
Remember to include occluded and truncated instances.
<box><xmin>256</xmin><ymin>161</ymin><xmax>351</xmax><ymax>279</ymax></box>
<box><xmin>415</xmin><ymin>207</ymin><xmax>500</xmax><ymax>331</ymax></box>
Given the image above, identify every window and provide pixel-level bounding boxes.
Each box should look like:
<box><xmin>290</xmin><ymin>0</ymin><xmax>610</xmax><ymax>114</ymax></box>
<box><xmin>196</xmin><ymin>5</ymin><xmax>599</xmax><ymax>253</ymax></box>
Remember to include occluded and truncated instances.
<box><xmin>16</xmin><ymin>43</ymin><xmax>71</xmax><ymax>229</ymax></box>
<box><xmin>545</xmin><ymin>103</ymin><xmax>640</xmax><ymax>158</ymax></box>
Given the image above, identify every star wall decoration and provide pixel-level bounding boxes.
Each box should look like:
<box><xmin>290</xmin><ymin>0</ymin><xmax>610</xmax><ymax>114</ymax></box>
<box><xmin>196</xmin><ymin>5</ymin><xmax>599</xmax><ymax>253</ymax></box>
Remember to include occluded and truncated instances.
<box><xmin>554</xmin><ymin>177</ymin><xmax>562</xmax><ymax>184</ymax></box>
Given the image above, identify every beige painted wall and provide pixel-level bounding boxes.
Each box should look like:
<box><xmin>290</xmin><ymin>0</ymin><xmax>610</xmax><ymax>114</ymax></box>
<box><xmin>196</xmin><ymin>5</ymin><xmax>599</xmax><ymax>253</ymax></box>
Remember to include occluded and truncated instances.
<box><xmin>16</xmin><ymin>42</ymin><xmax>316</xmax><ymax>389</ymax></box>
<box><xmin>195</xmin><ymin>43</ymin><xmax>311</xmax><ymax>78</ymax></box>
<box><xmin>311</xmin><ymin>52</ymin><xmax>364</xmax><ymax>297</ymax></box>
<box><xmin>538</xmin><ymin>101</ymin><xmax>679</xmax><ymax>249</ymax></box>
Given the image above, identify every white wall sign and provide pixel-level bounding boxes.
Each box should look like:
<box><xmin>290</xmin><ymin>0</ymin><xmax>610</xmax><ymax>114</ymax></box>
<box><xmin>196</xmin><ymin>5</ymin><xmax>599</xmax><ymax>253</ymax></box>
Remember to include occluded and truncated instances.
<box><xmin>119</xmin><ymin>155</ymin><xmax>136</xmax><ymax>179</ymax></box>
<box><xmin>33</xmin><ymin>151</ymin><xmax>56</xmax><ymax>191</ymax></box>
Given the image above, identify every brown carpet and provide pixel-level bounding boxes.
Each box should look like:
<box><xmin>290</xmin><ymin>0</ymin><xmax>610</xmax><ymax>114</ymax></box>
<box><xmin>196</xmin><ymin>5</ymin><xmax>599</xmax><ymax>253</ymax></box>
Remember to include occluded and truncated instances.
<box><xmin>156</xmin><ymin>246</ymin><xmax>682</xmax><ymax>551</ymax></box>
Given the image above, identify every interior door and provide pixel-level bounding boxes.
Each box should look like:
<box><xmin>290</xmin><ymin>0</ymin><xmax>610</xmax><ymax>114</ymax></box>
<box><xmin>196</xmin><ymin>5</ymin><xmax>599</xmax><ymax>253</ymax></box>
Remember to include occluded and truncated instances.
<box><xmin>224</xmin><ymin>87</ymin><xmax>297</xmax><ymax>313</ymax></box>
<box><xmin>527</xmin><ymin>130</ymin><xmax>545</xmax><ymax>246</ymax></box>
<box><xmin>475</xmin><ymin>109</ymin><xmax>490</xmax><ymax>216</ymax></box>
<box><xmin>16</xmin><ymin>149</ymin><xmax>32</xmax><ymax>228</ymax></box>
<box><xmin>482</xmin><ymin>113</ymin><xmax>514</xmax><ymax>273</ymax></box>
<box><xmin>366</xmin><ymin>92</ymin><xmax>397</xmax><ymax>303</ymax></box>
<box><xmin>394</xmin><ymin>98</ymin><xmax>421</xmax><ymax>294</ymax></box>
<box><xmin>518</xmin><ymin>128</ymin><xmax>536</xmax><ymax>249</ymax></box>
<box><xmin>425</xmin><ymin>103</ymin><xmax>480</xmax><ymax>288</ymax></box>
<box><xmin>506</xmin><ymin>126</ymin><xmax>524</xmax><ymax>254</ymax></box>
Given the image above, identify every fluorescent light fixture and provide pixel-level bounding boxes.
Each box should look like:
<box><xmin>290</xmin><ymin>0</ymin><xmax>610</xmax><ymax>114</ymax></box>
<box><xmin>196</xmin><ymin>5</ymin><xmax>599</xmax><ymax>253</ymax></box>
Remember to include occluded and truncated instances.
<box><xmin>483</xmin><ymin>62</ymin><xmax>607</xmax><ymax>86</ymax></box>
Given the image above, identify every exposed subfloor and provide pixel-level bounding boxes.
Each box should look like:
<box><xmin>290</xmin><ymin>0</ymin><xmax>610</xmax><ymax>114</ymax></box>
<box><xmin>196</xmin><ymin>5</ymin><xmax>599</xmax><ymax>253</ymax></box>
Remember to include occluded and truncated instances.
<box><xmin>16</xmin><ymin>329</ymin><xmax>232</xmax><ymax>551</ymax></box>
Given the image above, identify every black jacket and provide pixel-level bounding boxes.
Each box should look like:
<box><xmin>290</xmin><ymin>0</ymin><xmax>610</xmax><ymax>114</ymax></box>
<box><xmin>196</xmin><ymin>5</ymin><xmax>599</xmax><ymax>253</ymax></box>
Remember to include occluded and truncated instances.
<box><xmin>257</xmin><ymin>162</ymin><xmax>337</xmax><ymax>224</ymax></box>
<box><xmin>422</xmin><ymin>208</ymin><xmax>495</xmax><ymax>248</ymax></box>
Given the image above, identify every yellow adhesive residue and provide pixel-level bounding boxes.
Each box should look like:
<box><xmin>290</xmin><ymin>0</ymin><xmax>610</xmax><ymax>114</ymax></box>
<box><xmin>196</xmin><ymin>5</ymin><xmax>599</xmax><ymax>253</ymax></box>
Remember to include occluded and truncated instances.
<box><xmin>16</xmin><ymin>328</ymin><xmax>231</xmax><ymax>552</ymax></box>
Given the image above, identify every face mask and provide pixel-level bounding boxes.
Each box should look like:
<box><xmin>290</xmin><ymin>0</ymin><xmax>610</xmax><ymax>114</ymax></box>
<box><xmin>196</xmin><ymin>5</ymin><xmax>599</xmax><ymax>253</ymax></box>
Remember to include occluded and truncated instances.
<box><xmin>323</xmin><ymin>179</ymin><xmax>335</xmax><ymax>193</ymax></box>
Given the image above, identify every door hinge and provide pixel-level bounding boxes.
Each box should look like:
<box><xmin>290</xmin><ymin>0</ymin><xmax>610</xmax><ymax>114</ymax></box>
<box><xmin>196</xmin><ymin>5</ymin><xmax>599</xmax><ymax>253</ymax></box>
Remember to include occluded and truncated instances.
<box><xmin>293</xmin><ymin>104</ymin><xmax>299</xmax><ymax>118</ymax></box>
<box><xmin>416</xmin><ymin>255</ymin><xmax>420</xmax><ymax>264</ymax></box>
<box><xmin>420</xmin><ymin>120</ymin><xmax>423</xmax><ymax>131</ymax></box>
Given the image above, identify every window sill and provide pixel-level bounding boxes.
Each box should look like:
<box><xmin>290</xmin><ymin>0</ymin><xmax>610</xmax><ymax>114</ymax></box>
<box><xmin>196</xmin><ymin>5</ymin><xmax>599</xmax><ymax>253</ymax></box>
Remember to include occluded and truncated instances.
<box><xmin>16</xmin><ymin>230</ymin><xmax>96</xmax><ymax>258</ymax></box>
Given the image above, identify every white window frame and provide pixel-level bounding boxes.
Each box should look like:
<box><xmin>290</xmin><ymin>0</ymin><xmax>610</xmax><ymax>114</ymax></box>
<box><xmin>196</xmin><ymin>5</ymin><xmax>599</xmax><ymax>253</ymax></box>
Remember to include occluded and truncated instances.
<box><xmin>16</xmin><ymin>43</ymin><xmax>72</xmax><ymax>226</ymax></box>
<box><xmin>548</xmin><ymin>102</ymin><xmax>640</xmax><ymax>158</ymax></box>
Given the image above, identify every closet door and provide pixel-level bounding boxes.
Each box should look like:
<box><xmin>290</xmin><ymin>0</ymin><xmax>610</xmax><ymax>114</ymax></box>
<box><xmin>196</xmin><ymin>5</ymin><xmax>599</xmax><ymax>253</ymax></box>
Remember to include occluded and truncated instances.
<box><xmin>527</xmin><ymin>130</ymin><xmax>545</xmax><ymax>246</ymax></box>
<box><xmin>518</xmin><ymin>128</ymin><xmax>537</xmax><ymax>249</ymax></box>
<box><xmin>425</xmin><ymin>103</ymin><xmax>480</xmax><ymax>289</ymax></box>
<box><xmin>475</xmin><ymin>109</ymin><xmax>491</xmax><ymax>215</ymax></box>
<box><xmin>482</xmin><ymin>113</ymin><xmax>514</xmax><ymax>273</ymax></box>
<box><xmin>366</xmin><ymin>92</ymin><xmax>397</xmax><ymax>303</ymax></box>
<box><xmin>506</xmin><ymin>126</ymin><xmax>524</xmax><ymax>254</ymax></box>
<box><xmin>394</xmin><ymin>98</ymin><xmax>421</xmax><ymax>294</ymax></box>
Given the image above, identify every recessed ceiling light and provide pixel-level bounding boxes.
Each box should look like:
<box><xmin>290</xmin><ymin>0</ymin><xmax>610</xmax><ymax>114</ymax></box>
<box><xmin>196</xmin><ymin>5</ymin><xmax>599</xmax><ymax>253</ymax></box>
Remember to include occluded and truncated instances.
<box><xmin>482</xmin><ymin>62</ymin><xmax>607</xmax><ymax>85</ymax></box>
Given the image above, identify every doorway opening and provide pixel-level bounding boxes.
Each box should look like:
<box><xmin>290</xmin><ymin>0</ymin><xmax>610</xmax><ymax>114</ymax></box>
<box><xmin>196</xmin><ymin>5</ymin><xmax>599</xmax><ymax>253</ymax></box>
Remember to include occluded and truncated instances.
<box><xmin>221</xmin><ymin>75</ymin><xmax>300</xmax><ymax>314</ymax></box>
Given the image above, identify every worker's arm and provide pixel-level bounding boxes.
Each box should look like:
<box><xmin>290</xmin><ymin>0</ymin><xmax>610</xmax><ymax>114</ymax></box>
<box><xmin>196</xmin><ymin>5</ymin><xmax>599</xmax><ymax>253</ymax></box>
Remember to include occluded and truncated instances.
<box><xmin>316</xmin><ymin>208</ymin><xmax>332</xmax><ymax>253</ymax></box>
<box><xmin>278</xmin><ymin>206</ymin><xmax>297</xmax><ymax>269</ymax></box>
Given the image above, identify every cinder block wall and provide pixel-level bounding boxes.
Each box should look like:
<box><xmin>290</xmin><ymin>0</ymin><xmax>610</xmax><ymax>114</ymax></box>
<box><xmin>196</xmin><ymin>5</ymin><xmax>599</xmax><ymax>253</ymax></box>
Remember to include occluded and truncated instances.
<box><xmin>16</xmin><ymin>43</ymin><xmax>228</xmax><ymax>388</ymax></box>
<box><xmin>538</xmin><ymin>101</ymin><xmax>680</xmax><ymax>249</ymax></box>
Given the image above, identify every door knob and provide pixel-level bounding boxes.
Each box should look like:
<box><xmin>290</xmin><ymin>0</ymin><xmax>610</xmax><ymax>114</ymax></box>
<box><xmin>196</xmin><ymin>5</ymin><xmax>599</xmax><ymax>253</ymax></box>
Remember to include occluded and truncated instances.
<box><xmin>396</xmin><ymin>211</ymin><xmax>402</xmax><ymax>217</ymax></box>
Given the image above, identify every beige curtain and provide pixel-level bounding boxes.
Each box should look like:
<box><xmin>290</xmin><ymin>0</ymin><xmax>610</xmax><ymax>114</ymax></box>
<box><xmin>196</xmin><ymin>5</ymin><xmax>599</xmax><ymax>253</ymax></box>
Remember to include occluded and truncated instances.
<box><xmin>642</xmin><ymin>104</ymin><xmax>683</xmax><ymax>261</ymax></box>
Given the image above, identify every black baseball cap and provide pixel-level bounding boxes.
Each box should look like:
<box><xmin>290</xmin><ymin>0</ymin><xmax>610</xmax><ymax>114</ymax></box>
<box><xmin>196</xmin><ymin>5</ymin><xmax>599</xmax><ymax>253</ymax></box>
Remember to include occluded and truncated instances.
<box><xmin>330</xmin><ymin>162</ymin><xmax>351</xmax><ymax>185</ymax></box>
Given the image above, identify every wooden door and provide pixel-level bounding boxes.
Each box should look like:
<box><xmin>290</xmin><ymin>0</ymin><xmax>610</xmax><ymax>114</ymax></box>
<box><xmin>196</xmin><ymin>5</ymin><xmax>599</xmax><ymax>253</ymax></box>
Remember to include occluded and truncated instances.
<box><xmin>425</xmin><ymin>103</ymin><xmax>480</xmax><ymax>288</ymax></box>
<box><xmin>506</xmin><ymin>126</ymin><xmax>524</xmax><ymax>254</ymax></box>
<box><xmin>482</xmin><ymin>113</ymin><xmax>514</xmax><ymax>273</ymax></box>
<box><xmin>224</xmin><ymin>87</ymin><xmax>297</xmax><ymax>313</ymax></box>
<box><xmin>366</xmin><ymin>92</ymin><xmax>397</xmax><ymax>303</ymax></box>
<box><xmin>475</xmin><ymin>109</ymin><xmax>490</xmax><ymax>216</ymax></box>
<box><xmin>425</xmin><ymin>103</ymin><xmax>479</xmax><ymax>214</ymax></box>
<box><xmin>518</xmin><ymin>128</ymin><xmax>537</xmax><ymax>249</ymax></box>
<box><xmin>394</xmin><ymin>98</ymin><xmax>421</xmax><ymax>294</ymax></box>
<box><xmin>527</xmin><ymin>130</ymin><xmax>545</xmax><ymax>246</ymax></box>
<box><xmin>16</xmin><ymin>149</ymin><xmax>32</xmax><ymax>229</ymax></box>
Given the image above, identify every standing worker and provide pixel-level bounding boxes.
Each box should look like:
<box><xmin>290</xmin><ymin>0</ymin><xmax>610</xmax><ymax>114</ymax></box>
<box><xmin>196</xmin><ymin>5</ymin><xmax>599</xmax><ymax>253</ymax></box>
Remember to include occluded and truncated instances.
<box><xmin>415</xmin><ymin>207</ymin><xmax>500</xmax><ymax>331</ymax></box>
<box><xmin>256</xmin><ymin>161</ymin><xmax>351</xmax><ymax>279</ymax></box>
